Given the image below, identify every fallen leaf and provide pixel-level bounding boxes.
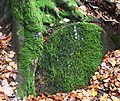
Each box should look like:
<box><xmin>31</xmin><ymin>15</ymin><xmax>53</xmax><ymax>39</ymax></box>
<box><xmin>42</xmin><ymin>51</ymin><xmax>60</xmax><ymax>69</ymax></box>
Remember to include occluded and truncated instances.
<box><xmin>59</xmin><ymin>21</ymin><xmax>64</xmax><ymax>24</ymax></box>
<box><xmin>2</xmin><ymin>86</ymin><xmax>13</xmax><ymax>97</ymax></box>
<box><xmin>5</xmin><ymin>58</ymin><xmax>12</xmax><ymax>63</ymax></box>
<box><xmin>103</xmin><ymin>73</ymin><xmax>109</xmax><ymax>79</ymax></box>
<box><xmin>12</xmin><ymin>64</ymin><xmax>18</xmax><ymax>70</ymax></box>
<box><xmin>8</xmin><ymin>51</ymin><xmax>16</xmax><ymax>58</ymax></box>
<box><xmin>99</xmin><ymin>94</ymin><xmax>108</xmax><ymax>101</ymax></box>
<box><xmin>0</xmin><ymin>91</ymin><xmax>7</xmax><ymax>100</ymax></box>
<box><xmin>0</xmin><ymin>32</ymin><xmax>2</xmax><ymax>36</ymax></box>
<box><xmin>10</xmin><ymin>73</ymin><xmax>17</xmax><ymax>80</ymax></box>
<box><xmin>10</xmin><ymin>82</ymin><xmax>17</xmax><ymax>86</ymax></box>
<box><xmin>114</xmin><ymin>80</ymin><xmax>120</xmax><ymax>87</ymax></box>
<box><xmin>43</xmin><ymin>36</ymin><xmax>48</xmax><ymax>43</ymax></box>
<box><xmin>46</xmin><ymin>14</ymin><xmax>50</xmax><ymax>17</ymax></box>
<box><xmin>6</xmin><ymin>66</ymin><xmax>12</xmax><ymax>71</ymax></box>
<box><xmin>4</xmin><ymin>72</ymin><xmax>11</xmax><ymax>79</ymax></box>
<box><xmin>109</xmin><ymin>58</ymin><xmax>116</xmax><ymax>67</ymax></box>
<box><xmin>103</xmin><ymin>78</ymin><xmax>110</xmax><ymax>83</ymax></box>
<box><xmin>111</xmin><ymin>96</ymin><xmax>120</xmax><ymax>101</ymax></box>
<box><xmin>9</xmin><ymin>61</ymin><xmax>15</xmax><ymax>66</ymax></box>
<box><xmin>2</xmin><ymin>79</ymin><xmax>9</xmax><ymax>86</ymax></box>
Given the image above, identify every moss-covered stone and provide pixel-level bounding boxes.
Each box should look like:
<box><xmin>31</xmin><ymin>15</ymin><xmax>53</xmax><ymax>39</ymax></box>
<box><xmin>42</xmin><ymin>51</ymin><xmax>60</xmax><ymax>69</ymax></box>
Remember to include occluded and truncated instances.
<box><xmin>112</xmin><ymin>35</ymin><xmax>120</xmax><ymax>49</ymax></box>
<box><xmin>37</xmin><ymin>22</ymin><xmax>114</xmax><ymax>94</ymax></box>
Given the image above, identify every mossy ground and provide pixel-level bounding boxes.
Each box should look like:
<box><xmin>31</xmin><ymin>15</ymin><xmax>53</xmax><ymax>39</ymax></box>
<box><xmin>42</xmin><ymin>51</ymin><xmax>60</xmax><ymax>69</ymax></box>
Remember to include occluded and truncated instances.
<box><xmin>37</xmin><ymin>22</ymin><xmax>114</xmax><ymax>94</ymax></box>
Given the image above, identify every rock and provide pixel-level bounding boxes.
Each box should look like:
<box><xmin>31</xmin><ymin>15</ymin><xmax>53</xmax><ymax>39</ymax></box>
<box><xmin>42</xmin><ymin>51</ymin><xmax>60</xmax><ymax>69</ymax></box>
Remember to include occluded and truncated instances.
<box><xmin>112</xmin><ymin>35</ymin><xmax>120</xmax><ymax>49</ymax></box>
<box><xmin>36</xmin><ymin>22</ymin><xmax>115</xmax><ymax>94</ymax></box>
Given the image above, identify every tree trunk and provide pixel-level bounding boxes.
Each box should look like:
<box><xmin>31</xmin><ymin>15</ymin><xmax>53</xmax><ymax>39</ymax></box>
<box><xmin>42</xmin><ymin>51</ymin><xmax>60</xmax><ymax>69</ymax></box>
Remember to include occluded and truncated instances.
<box><xmin>0</xmin><ymin>0</ymin><xmax>12</xmax><ymax>26</ymax></box>
<box><xmin>11</xmin><ymin>0</ymin><xmax>44</xmax><ymax>97</ymax></box>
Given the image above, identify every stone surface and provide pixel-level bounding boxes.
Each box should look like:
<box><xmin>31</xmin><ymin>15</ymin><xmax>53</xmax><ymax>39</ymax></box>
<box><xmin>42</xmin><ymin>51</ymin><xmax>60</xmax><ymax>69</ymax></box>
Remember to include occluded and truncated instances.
<box><xmin>36</xmin><ymin>22</ymin><xmax>115</xmax><ymax>94</ymax></box>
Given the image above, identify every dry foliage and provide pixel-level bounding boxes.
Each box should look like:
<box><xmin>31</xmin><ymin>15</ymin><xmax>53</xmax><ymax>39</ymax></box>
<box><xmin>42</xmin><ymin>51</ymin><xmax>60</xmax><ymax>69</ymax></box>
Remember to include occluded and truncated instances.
<box><xmin>0</xmin><ymin>26</ymin><xmax>18</xmax><ymax>100</ymax></box>
<box><xmin>23</xmin><ymin>49</ymin><xmax>120</xmax><ymax>101</ymax></box>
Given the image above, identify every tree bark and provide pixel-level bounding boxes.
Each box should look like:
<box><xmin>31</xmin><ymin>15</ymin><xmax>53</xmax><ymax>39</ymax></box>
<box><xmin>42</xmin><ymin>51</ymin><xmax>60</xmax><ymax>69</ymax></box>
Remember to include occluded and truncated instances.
<box><xmin>0</xmin><ymin>0</ymin><xmax>12</xmax><ymax>26</ymax></box>
<box><xmin>11</xmin><ymin>0</ymin><xmax>44</xmax><ymax>97</ymax></box>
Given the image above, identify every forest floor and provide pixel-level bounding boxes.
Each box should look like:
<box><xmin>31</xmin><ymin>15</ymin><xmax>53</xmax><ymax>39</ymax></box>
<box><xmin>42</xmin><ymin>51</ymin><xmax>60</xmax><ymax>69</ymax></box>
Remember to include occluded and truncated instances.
<box><xmin>0</xmin><ymin>23</ymin><xmax>119</xmax><ymax>101</ymax></box>
<box><xmin>27</xmin><ymin>49</ymin><xmax>120</xmax><ymax>101</ymax></box>
<box><xmin>0</xmin><ymin>1</ymin><xmax>120</xmax><ymax>101</ymax></box>
<box><xmin>0</xmin><ymin>25</ymin><xmax>18</xmax><ymax>100</ymax></box>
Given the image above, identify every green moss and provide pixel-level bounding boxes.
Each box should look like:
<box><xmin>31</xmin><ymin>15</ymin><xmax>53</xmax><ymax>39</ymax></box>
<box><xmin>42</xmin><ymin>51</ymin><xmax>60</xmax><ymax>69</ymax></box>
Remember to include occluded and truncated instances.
<box><xmin>74</xmin><ymin>10</ymin><xmax>91</xmax><ymax>22</ymax></box>
<box><xmin>38</xmin><ymin>22</ymin><xmax>114</xmax><ymax>94</ymax></box>
<box><xmin>36</xmin><ymin>0</ymin><xmax>56</xmax><ymax>9</ymax></box>
<box><xmin>18</xmin><ymin>30</ymin><xmax>43</xmax><ymax>97</ymax></box>
<box><xmin>11</xmin><ymin>0</ymin><xmax>114</xmax><ymax>97</ymax></box>
<box><xmin>12</xmin><ymin>0</ymin><xmax>45</xmax><ymax>32</ymax></box>
<box><xmin>12</xmin><ymin>0</ymin><xmax>43</xmax><ymax>98</ymax></box>
<box><xmin>35</xmin><ymin>0</ymin><xmax>91</xmax><ymax>29</ymax></box>
<box><xmin>55</xmin><ymin>0</ymin><xmax>77</xmax><ymax>11</ymax></box>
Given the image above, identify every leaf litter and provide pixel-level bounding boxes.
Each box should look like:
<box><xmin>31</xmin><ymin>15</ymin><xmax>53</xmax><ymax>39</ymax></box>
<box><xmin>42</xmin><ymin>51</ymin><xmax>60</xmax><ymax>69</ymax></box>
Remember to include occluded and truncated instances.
<box><xmin>0</xmin><ymin>26</ymin><xmax>119</xmax><ymax>101</ymax></box>
<box><xmin>0</xmin><ymin>26</ymin><xmax>18</xmax><ymax>101</ymax></box>
<box><xmin>23</xmin><ymin>49</ymin><xmax>120</xmax><ymax>101</ymax></box>
<box><xmin>0</xmin><ymin>26</ymin><xmax>119</xmax><ymax>100</ymax></box>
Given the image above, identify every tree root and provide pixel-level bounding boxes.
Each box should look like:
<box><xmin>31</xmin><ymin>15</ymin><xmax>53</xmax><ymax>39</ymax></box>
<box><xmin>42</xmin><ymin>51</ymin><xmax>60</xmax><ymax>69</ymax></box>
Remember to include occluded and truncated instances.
<box><xmin>0</xmin><ymin>0</ymin><xmax>12</xmax><ymax>27</ymax></box>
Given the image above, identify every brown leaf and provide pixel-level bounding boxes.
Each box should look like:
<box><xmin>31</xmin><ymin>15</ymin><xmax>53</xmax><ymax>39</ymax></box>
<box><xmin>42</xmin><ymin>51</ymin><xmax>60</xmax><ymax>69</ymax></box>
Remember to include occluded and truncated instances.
<box><xmin>3</xmin><ymin>35</ymin><xmax>11</xmax><ymax>43</ymax></box>
<box><xmin>111</xmin><ymin>96</ymin><xmax>120</xmax><ymax>101</ymax></box>
<box><xmin>2</xmin><ymin>86</ymin><xmax>13</xmax><ymax>97</ymax></box>
<box><xmin>117</xmin><ymin>76</ymin><xmax>120</xmax><ymax>81</ymax></box>
<box><xmin>76</xmin><ymin>92</ymin><xmax>83</xmax><ymax>99</ymax></box>
<box><xmin>1</xmin><ymin>50</ymin><xmax>7</xmax><ymax>55</ymax></box>
<box><xmin>12</xmin><ymin>64</ymin><xmax>17</xmax><ymax>70</ymax></box>
<box><xmin>6</xmin><ymin>66</ymin><xmax>12</xmax><ymax>71</ymax></box>
<box><xmin>2</xmin><ymin>79</ymin><xmax>9</xmax><ymax>86</ymax></box>
<box><xmin>12</xmin><ymin>87</ymin><xmax>16</xmax><ymax>90</ymax></box>
<box><xmin>9</xmin><ymin>61</ymin><xmax>15</xmax><ymax>67</ymax></box>
<box><xmin>8</xmin><ymin>51</ymin><xmax>16</xmax><ymax>58</ymax></box>
<box><xmin>5</xmin><ymin>58</ymin><xmax>12</xmax><ymax>63</ymax></box>
<box><xmin>114</xmin><ymin>80</ymin><xmax>120</xmax><ymax>87</ymax></box>
<box><xmin>99</xmin><ymin>94</ymin><xmax>108</xmax><ymax>101</ymax></box>
<box><xmin>103</xmin><ymin>73</ymin><xmax>109</xmax><ymax>79</ymax></box>
<box><xmin>0</xmin><ymin>91</ymin><xmax>7</xmax><ymax>100</ymax></box>
<box><xmin>4</xmin><ymin>72</ymin><xmax>11</xmax><ymax>79</ymax></box>
<box><xmin>0</xmin><ymin>74</ymin><xmax>5</xmax><ymax>79</ymax></box>
<box><xmin>108</xmin><ymin>58</ymin><xmax>116</xmax><ymax>67</ymax></box>
<box><xmin>10</xmin><ymin>82</ymin><xmax>18</xmax><ymax>86</ymax></box>
<box><xmin>0</xmin><ymin>32</ymin><xmax>2</xmax><ymax>36</ymax></box>
<box><xmin>10</xmin><ymin>73</ymin><xmax>17</xmax><ymax>80</ymax></box>
<box><xmin>104</xmin><ymin>83</ymin><xmax>109</xmax><ymax>88</ymax></box>
<box><xmin>103</xmin><ymin>78</ymin><xmax>110</xmax><ymax>83</ymax></box>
